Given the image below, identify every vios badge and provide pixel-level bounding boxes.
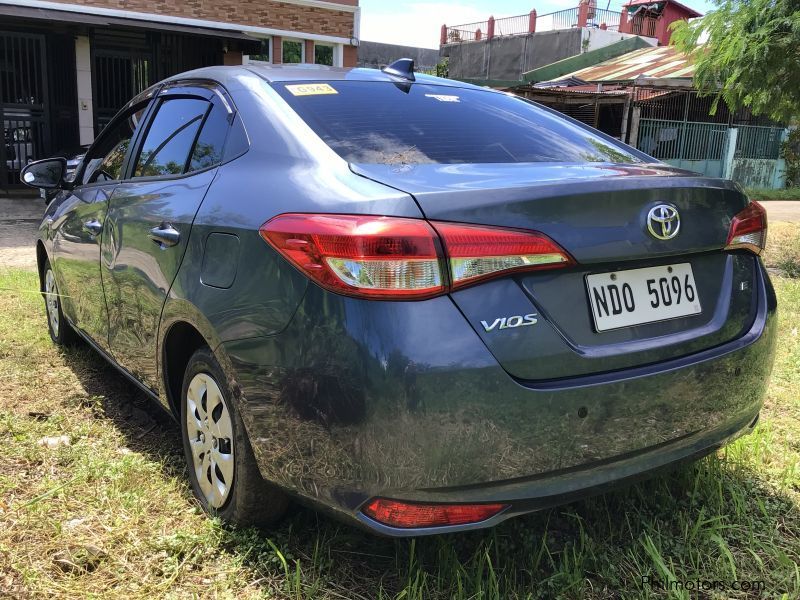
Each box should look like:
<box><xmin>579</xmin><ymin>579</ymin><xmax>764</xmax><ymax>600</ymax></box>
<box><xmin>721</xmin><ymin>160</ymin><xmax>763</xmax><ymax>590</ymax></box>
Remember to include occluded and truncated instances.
<box><xmin>481</xmin><ymin>313</ymin><xmax>538</xmax><ymax>332</ymax></box>
<box><xmin>646</xmin><ymin>204</ymin><xmax>681</xmax><ymax>240</ymax></box>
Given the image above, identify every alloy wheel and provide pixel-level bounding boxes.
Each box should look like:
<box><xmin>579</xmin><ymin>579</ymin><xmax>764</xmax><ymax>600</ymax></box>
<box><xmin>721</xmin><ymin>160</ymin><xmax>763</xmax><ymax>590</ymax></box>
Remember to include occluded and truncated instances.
<box><xmin>44</xmin><ymin>269</ymin><xmax>60</xmax><ymax>337</ymax></box>
<box><xmin>185</xmin><ymin>373</ymin><xmax>235</xmax><ymax>508</ymax></box>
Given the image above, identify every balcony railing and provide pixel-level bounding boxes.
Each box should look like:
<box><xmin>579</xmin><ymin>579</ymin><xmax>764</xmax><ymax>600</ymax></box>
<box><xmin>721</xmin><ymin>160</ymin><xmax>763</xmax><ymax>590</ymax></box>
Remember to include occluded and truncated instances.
<box><xmin>442</xmin><ymin>4</ymin><xmax>656</xmax><ymax>45</ymax></box>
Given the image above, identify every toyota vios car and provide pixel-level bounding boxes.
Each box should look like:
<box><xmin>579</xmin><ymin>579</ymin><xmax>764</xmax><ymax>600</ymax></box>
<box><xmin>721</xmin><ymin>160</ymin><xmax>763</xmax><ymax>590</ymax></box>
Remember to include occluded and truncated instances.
<box><xmin>22</xmin><ymin>61</ymin><xmax>777</xmax><ymax>536</ymax></box>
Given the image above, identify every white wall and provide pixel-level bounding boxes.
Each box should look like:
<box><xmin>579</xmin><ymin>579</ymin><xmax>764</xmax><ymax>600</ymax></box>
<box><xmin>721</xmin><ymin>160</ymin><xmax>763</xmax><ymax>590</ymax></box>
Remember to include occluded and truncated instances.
<box><xmin>75</xmin><ymin>36</ymin><xmax>94</xmax><ymax>145</ymax></box>
<box><xmin>581</xmin><ymin>28</ymin><xmax>657</xmax><ymax>53</ymax></box>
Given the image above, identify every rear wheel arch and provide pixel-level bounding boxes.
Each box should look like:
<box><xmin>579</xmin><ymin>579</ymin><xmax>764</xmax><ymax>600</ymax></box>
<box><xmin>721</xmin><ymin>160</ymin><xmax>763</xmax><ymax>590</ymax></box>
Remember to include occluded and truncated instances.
<box><xmin>162</xmin><ymin>321</ymin><xmax>210</xmax><ymax>418</ymax></box>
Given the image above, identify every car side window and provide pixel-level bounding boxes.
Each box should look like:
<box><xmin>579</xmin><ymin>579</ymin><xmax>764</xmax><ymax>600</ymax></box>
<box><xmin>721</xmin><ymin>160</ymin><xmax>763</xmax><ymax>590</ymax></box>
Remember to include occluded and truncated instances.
<box><xmin>82</xmin><ymin>104</ymin><xmax>147</xmax><ymax>185</ymax></box>
<box><xmin>133</xmin><ymin>98</ymin><xmax>209</xmax><ymax>178</ymax></box>
<box><xmin>189</xmin><ymin>102</ymin><xmax>230</xmax><ymax>172</ymax></box>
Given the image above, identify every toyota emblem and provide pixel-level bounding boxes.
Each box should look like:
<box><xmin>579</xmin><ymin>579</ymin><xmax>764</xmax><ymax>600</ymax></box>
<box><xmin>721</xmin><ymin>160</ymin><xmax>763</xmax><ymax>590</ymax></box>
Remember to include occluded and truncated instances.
<box><xmin>647</xmin><ymin>204</ymin><xmax>680</xmax><ymax>240</ymax></box>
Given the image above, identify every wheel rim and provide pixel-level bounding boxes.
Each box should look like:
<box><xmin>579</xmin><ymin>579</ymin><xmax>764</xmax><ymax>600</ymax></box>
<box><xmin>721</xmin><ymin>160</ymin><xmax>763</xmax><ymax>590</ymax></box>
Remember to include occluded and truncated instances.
<box><xmin>45</xmin><ymin>269</ymin><xmax>59</xmax><ymax>337</ymax></box>
<box><xmin>186</xmin><ymin>373</ymin><xmax>235</xmax><ymax>509</ymax></box>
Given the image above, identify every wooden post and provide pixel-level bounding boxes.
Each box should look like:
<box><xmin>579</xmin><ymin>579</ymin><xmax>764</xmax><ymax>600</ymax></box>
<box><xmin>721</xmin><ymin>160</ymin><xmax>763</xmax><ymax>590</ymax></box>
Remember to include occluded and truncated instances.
<box><xmin>529</xmin><ymin>9</ymin><xmax>537</xmax><ymax>33</ymax></box>
<box><xmin>487</xmin><ymin>16</ymin><xmax>495</xmax><ymax>39</ymax></box>
<box><xmin>272</xmin><ymin>36</ymin><xmax>282</xmax><ymax>64</ymax></box>
<box><xmin>629</xmin><ymin>106</ymin><xmax>642</xmax><ymax>148</ymax></box>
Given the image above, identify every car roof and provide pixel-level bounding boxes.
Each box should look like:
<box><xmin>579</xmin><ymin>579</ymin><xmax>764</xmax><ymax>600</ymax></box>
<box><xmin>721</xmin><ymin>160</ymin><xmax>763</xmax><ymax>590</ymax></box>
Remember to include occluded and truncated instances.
<box><xmin>163</xmin><ymin>64</ymin><xmax>485</xmax><ymax>90</ymax></box>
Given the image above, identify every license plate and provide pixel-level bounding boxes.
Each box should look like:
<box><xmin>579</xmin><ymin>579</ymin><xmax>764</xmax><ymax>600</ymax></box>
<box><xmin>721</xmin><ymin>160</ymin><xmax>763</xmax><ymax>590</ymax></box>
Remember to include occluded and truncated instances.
<box><xmin>586</xmin><ymin>263</ymin><xmax>702</xmax><ymax>332</ymax></box>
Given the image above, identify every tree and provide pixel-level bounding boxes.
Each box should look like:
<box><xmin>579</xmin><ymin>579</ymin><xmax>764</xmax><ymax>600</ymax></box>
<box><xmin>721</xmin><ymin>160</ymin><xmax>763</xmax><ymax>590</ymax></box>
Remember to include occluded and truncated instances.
<box><xmin>671</xmin><ymin>0</ymin><xmax>800</xmax><ymax>122</ymax></box>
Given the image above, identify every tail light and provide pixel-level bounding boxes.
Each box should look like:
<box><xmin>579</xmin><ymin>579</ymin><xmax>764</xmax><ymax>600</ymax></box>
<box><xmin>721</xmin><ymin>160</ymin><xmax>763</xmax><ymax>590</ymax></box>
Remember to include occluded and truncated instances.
<box><xmin>260</xmin><ymin>214</ymin><xmax>573</xmax><ymax>300</ymax></box>
<box><xmin>433</xmin><ymin>222</ymin><xmax>574</xmax><ymax>289</ymax></box>
<box><xmin>725</xmin><ymin>201</ymin><xmax>767</xmax><ymax>255</ymax></box>
<box><xmin>362</xmin><ymin>497</ymin><xmax>508</xmax><ymax>528</ymax></box>
<box><xmin>260</xmin><ymin>214</ymin><xmax>444</xmax><ymax>299</ymax></box>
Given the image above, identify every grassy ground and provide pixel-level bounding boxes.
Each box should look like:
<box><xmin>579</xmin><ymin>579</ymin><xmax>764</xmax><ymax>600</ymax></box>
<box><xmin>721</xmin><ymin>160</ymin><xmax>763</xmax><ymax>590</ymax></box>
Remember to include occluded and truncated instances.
<box><xmin>1</xmin><ymin>227</ymin><xmax>799</xmax><ymax>599</ymax></box>
<box><xmin>747</xmin><ymin>188</ymin><xmax>800</xmax><ymax>202</ymax></box>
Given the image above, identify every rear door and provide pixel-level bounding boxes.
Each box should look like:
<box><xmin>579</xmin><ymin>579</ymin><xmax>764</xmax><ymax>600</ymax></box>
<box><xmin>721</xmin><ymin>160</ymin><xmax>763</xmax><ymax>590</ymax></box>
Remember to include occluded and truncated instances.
<box><xmin>102</xmin><ymin>84</ymin><xmax>233</xmax><ymax>390</ymax></box>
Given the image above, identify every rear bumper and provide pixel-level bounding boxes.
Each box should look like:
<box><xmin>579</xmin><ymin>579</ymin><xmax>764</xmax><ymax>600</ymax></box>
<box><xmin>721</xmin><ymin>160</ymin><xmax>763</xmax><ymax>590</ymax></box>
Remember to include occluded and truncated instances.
<box><xmin>356</xmin><ymin>409</ymin><xmax>760</xmax><ymax>536</ymax></box>
<box><xmin>221</xmin><ymin>260</ymin><xmax>777</xmax><ymax>536</ymax></box>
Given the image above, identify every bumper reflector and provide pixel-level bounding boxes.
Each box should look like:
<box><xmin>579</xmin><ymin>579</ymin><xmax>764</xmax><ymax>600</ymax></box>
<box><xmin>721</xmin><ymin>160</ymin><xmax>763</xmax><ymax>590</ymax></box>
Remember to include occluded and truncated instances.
<box><xmin>362</xmin><ymin>498</ymin><xmax>508</xmax><ymax>528</ymax></box>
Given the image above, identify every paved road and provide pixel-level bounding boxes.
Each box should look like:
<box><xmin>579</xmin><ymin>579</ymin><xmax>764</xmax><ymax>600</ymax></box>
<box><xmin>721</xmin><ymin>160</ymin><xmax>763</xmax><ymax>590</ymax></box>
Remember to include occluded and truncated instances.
<box><xmin>762</xmin><ymin>201</ymin><xmax>800</xmax><ymax>223</ymax></box>
<box><xmin>1</xmin><ymin>196</ymin><xmax>798</xmax><ymax>273</ymax></box>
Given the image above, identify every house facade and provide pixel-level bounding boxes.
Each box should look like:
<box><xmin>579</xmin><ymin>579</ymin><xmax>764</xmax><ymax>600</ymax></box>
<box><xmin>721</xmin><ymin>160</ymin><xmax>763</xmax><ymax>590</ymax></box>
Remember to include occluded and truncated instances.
<box><xmin>1</xmin><ymin>0</ymin><xmax>360</xmax><ymax>186</ymax></box>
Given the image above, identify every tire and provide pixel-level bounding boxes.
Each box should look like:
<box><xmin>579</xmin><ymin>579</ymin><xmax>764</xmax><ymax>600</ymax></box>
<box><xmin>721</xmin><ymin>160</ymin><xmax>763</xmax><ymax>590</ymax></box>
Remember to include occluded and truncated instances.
<box><xmin>42</xmin><ymin>259</ymin><xmax>78</xmax><ymax>346</ymax></box>
<box><xmin>180</xmin><ymin>347</ymin><xmax>289</xmax><ymax>528</ymax></box>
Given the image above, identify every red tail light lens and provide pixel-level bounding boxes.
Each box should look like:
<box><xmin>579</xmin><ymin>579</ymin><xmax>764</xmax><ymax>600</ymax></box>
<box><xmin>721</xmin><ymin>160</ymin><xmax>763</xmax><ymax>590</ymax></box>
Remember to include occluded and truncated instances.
<box><xmin>260</xmin><ymin>214</ymin><xmax>574</xmax><ymax>299</ymax></box>
<box><xmin>725</xmin><ymin>201</ymin><xmax>767</xmax><ymax>255</ymax></box>
<box><xmin>362</xmin><ymin>497</ymin><xmax>508</xmax><ymax>528</ymax></box>
<box><xmin>260</xmin><ymin>214</ymin><xmax>445</xmax><ymax>299</ymax></box>
<box><xmin>433</xmin><ymin>221</ymin><xmax>575</xmax><ymax>289</ymax></box>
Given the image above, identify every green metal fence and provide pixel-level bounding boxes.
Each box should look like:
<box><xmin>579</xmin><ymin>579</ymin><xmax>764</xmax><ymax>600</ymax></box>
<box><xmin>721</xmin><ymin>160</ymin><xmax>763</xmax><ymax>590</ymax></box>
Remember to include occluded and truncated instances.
<box><xmin>637</xmin><ymin>118</ymin><xmax>729</xmax><ymax>178</ymax></box>
<box><xmin>636</xmin><ymin>119</ymin><xmax>788</xmax><ymax>188</ymax></box>
<box><xmin>734</xmin><ymin>125</ymin><xmax>784</xmax><ymax>159</ymax></box>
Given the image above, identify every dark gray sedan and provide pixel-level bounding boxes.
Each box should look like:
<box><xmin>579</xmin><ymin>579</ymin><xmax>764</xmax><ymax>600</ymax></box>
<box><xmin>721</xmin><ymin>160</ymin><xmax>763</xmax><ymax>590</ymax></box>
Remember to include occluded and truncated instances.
<box><xmin>21</xmin><ymin>62</ymin><xmax>776</xmax><ymax>536</ymax></box>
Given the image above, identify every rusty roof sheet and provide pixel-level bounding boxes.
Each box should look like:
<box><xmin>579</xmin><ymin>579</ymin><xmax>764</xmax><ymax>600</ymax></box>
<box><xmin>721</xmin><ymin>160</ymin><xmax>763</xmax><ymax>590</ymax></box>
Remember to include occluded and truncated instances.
<box><xmin>562</xmin><ymin>46</ymin><xmax>694</xmax><ymax>83</ymax></box>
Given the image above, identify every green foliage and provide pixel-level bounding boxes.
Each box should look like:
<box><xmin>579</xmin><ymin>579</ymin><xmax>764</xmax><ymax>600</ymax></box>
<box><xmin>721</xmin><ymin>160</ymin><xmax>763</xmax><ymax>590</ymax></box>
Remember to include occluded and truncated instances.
<box><xmin>782</xmin><ymin>128</ymin><xmax>800</xmax><ymax>188</ymax></box>
<box><xmin>436</xmin><ymin>57</ymin><xmax>449</xmax><ymax>79</ymax></box>
<box><xmin>746</xmin><ymin>187</ymin><xmax>800</xmax><ymax>201</ymax></box>
<box><xmin>671</xmin><ymin>0</ymin><xmax>800</xmax><ymax>122</ymax></box>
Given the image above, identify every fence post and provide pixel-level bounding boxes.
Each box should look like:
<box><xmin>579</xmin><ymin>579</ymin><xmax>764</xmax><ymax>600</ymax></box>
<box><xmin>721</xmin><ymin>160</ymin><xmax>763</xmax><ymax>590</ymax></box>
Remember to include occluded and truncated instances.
<box><xmin>628</xmin><ymin>106</ymin><xmax>641</xmax><ymax>147</ymax></box>
<box><xmin>487</xmin><ymin>16</ymin><xmax>495</xmax><ymax>39</ymax></box>
<box><xmin>440</xmin><ymin>24</ymin><xmax>447</xmax><ymax>45</ymax></box>
<box><xmin>529</xmin><ymin>9</ymin><xmax>537</xmax><ymax>33</ymax></box>
<box><xmin>476</xmin><ymin>28</ymin><xmax>482</xmax><ymax>40</ymax></box>
<box><xmin>619</xmin><ymin>9</ymin><xmax>628</xmax><ymax>33</ymax></box>
<box><xmin>577</xmin><ymin>2</ymin><xmax>589</xmax><ymax>27</ymax></box>
<box><xmin>722</xmin><ymin>128</ymin><xmax>739</xmax><ymax>180</ymax></box>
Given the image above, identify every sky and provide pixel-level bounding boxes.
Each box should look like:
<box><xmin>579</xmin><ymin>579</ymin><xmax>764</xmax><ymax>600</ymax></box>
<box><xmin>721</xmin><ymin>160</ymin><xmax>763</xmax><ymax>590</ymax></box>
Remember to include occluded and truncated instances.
<box><xmin>359</xmin><ymin>0</ymin><xmax>717</xmax><ymax>49</ymax></box>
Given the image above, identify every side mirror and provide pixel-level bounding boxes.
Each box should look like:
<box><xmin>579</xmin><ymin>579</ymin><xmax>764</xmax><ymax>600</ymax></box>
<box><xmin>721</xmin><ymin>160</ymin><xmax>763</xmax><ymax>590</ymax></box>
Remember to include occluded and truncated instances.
<box><xmin>20</xmin><ymin>157</ymin><xmax>67</xmax><ymax>190</ymax></box>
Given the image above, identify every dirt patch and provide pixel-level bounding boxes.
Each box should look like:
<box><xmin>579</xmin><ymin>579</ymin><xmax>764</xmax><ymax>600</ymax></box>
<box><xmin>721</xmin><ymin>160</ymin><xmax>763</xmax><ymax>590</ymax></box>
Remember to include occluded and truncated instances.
<box><xmin>0</xmin><ymin>197</ymin><xmax>43</xmax><ymax>271</ymax></box>
<box><xmin>763</xmin><ymin>201</ymin><xmax>800</xmax><ymax>223</ymax></box>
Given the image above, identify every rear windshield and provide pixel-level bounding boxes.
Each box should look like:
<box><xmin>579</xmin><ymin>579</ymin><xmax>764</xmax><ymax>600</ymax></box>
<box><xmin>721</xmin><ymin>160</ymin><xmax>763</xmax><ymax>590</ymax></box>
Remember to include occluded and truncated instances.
<box><xmin>273</xmin><ymin>81</ymin><xmax>641</xmax><ymax>165</ymax></box>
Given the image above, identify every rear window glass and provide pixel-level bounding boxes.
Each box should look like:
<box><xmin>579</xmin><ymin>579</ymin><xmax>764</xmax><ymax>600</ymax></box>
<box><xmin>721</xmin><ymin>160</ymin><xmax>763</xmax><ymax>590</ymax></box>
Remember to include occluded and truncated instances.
<box><xmin>273</xmin><ymin>81</ymin><xmax>641</xmax><ymax>165</ymax></box>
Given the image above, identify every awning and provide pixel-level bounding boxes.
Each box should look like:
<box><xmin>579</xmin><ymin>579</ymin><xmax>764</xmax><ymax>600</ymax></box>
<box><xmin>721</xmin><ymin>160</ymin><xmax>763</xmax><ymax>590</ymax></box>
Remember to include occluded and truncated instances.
<box><xmin>0</xmin><ymin>5</ymin><xmax>263</xmax><ymax>43</ymax></box>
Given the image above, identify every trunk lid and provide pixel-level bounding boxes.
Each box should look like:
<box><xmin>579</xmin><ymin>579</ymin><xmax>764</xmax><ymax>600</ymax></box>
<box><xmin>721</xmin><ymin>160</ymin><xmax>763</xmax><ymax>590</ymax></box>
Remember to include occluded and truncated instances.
<box><xmin>353</xmin><ymin>162</ymin><xmax>758</xmax><ymax>381</ymax></box>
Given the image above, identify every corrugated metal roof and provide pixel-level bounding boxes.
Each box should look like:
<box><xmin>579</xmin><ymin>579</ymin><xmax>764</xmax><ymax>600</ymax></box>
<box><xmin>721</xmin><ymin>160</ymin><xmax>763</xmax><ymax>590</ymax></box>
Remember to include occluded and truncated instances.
<box><xmin>561</xmin><ymin>46</ymin><xmax>694</xmax><ymax>83</ymax></box>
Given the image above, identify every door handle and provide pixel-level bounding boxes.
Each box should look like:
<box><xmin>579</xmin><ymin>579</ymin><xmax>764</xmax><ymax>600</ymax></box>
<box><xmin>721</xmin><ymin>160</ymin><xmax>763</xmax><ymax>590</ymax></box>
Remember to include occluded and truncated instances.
<box><xmin>83</xmin><ymin>219</ymin><xmax>103</xmax><ymax>236</ymax></box>
<box><xmin>149</xmin><ymin>223</ymin><xmax>181</xmax><ymax>248</ymax></box>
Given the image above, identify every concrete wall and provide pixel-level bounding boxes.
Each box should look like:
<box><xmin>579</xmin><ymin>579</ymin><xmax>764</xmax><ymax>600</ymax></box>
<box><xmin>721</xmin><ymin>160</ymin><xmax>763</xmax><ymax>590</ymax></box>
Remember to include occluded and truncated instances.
<box><xmin>442</xmin><ymin>28</ymin><xmax>645</xmax><ymax>82</ymax></box>
<box><xmin>358</xmin><ymin>41</ymin><xmax>440</xmax><ymax>72</ymax></box>
<box><xmin>731</xmin><ymin>158</ymin><xmax>786</xmax><ymax>189</ymax></box>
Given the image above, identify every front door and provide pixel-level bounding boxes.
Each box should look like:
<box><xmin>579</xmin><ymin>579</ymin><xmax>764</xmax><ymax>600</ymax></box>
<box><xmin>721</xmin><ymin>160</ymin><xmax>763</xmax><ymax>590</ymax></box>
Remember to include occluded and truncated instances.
<box><xmin>103</xmin><ymin>88</ymin><xmax>231</xmax><ymax>390</ymax></box>
<box><xmin>51</xmin><ymin>101</ymin><xmax>150</xmax><ymax>350</ymax></box>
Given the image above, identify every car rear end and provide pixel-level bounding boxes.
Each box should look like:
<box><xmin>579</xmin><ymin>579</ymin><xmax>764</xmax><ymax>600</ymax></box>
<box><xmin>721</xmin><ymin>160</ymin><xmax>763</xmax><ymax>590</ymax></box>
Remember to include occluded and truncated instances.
<box><xmin>223</xmin><ymin>71</ymin><xmax>777</xmax><ymax>536</ymax></box>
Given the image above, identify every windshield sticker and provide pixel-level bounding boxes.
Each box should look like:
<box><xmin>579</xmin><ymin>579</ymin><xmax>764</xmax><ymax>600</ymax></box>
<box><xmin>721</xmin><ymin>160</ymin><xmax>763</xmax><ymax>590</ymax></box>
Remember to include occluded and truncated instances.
<box><xmin>285</xmin><ymin>83</ymin><xmax>338</xmax><ymax>96</ymax></box>
<box><xmin>425</xmin><ymin>94</ymin><xmax>460</xmax><ymax>102</ymax></box>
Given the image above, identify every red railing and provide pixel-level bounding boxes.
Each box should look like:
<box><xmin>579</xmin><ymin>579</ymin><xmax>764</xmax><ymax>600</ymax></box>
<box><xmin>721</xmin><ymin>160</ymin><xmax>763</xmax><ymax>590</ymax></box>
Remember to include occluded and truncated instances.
<box><xmin>442</xmin><ymin>4</ymin><xmax>656</xmax><ymax>45</ymax></box>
